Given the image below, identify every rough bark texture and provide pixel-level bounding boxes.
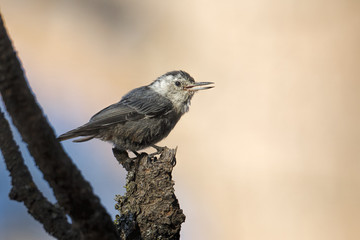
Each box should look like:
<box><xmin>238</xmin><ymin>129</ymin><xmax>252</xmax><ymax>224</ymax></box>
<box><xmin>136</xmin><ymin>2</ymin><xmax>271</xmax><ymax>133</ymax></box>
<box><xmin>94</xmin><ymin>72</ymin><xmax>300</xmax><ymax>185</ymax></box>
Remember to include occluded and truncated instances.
<box><xmin>0</xmin><ymin>13</ymin><xmax>119</xmax><ymax>240</ymax></box>
<box><xmin>113</xmin><ymin>148</ymin><xmax>186</xmax><ymax>240</ymax></box>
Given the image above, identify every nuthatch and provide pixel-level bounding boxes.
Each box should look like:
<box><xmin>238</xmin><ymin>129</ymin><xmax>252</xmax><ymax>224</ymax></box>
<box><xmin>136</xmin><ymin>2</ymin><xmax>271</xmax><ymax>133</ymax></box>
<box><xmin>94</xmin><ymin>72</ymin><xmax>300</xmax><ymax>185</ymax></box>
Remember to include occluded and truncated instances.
<box><xmin>58</xmin><ymin>71</ymin><xmax>214</xmax><ymax>154</ymax></box>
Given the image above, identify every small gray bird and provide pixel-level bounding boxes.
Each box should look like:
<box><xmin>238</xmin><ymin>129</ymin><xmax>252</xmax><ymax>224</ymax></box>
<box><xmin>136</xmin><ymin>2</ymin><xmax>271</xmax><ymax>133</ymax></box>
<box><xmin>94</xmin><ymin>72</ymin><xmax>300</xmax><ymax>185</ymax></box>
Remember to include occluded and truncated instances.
<box><xmin>58</xmin><ymin>70</ymin><xmax>214</xmax><ymax>154</ymax></box>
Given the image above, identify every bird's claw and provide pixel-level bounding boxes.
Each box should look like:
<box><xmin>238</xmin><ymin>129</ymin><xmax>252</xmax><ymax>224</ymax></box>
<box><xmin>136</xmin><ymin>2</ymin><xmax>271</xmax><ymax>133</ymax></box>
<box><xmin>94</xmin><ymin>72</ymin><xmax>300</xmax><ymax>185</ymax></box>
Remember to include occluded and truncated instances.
<box><xmin>149</xmin><ymin>145</ymin><xmax>165</xmax><ymax>157</ymax></box>
<box><xmin>131</xmin><ymin>150</ymin><xmax>141</xmax><ymax>158</ymax></box>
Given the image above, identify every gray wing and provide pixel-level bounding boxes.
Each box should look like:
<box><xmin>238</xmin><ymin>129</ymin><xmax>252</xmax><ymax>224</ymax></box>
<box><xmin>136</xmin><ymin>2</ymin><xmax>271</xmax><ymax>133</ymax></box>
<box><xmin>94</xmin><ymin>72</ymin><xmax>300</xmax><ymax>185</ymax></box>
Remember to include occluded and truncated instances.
<box><xmin>58</xmin><ymin>86</ymin><xmax>174</xmax><ymax>142</ymax></box>
<box><xmin>89</xmin><ymin>86</ymin><xmax>174</xmax><ymax>127</ymax></box>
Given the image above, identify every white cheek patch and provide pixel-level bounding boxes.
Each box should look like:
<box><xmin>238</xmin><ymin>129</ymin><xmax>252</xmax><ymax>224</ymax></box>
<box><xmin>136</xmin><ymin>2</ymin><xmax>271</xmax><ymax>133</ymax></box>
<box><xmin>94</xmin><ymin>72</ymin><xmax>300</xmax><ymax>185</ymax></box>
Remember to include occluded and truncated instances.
<box><xmin>165</xmin><ymin>75</ymin><xmax>174</xmax><ymax>81</ymax></box>
<box><xmin>150</xmin><ymin>80</ymin><xmax>169</xmax><ymax>96</ymax></box>
<box><xmin>170</xmin><ymin>94</ymin><xmax>183</xmax><ymax>108</ymax></box>
<box><xmin>168</xmin><ymin>92</ymin><xmax>191</xmax><ymax>114</ymax></box>
<box><xmin>149</xmin><ymin>74</ymin><xmax>191</xmax><ymax>114</ymax></box>
<box><xmin>150</xmin><ymin>75</ymin><xmax>179</xmax><ymax>96</ymax></box>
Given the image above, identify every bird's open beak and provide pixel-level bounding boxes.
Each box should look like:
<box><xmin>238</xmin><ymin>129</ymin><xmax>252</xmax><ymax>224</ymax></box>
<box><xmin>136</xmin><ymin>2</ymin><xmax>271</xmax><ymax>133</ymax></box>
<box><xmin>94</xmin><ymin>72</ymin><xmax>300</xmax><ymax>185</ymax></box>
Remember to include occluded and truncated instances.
<box><xmin>184</xmin><ymin>82</ymin><xmax>214</xmax><ymax>91</ymax></box>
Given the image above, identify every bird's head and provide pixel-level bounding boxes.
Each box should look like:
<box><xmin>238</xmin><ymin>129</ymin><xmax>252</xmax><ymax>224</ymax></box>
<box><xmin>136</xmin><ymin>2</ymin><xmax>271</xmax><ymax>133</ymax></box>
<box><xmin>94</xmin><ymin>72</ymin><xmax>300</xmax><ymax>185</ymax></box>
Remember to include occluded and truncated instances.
<box><xmin>149</xmin><ymin>71</ymin><xmax>214</xmax><ymax>114</ymax></box>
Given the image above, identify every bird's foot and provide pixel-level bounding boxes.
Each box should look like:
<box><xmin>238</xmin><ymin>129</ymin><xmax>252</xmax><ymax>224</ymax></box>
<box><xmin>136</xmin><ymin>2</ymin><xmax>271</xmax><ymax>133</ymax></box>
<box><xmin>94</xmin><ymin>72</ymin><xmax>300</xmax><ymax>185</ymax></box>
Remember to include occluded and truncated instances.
<box><xmin>130</xmin><ymin>150</ymin><xmax>141</xmax><ymax>158</ymax></box>
<box><xmin>112</xmin><ymin>148</ymin><xmax>141</xmax><ymax>171</ymax></box>
<box><xmin>149</xmin><ymin>145</ymin><xmax>166</xmax><ymax>157</ymax></box>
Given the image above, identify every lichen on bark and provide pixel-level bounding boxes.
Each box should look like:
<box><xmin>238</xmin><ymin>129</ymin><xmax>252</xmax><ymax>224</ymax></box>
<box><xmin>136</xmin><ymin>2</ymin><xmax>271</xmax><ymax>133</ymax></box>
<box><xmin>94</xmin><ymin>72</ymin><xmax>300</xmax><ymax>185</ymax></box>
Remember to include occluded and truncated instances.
<box><xmin>113</xmin><ymin>147</ymin><xmax>185</xmax><ymax>240</ymax></box>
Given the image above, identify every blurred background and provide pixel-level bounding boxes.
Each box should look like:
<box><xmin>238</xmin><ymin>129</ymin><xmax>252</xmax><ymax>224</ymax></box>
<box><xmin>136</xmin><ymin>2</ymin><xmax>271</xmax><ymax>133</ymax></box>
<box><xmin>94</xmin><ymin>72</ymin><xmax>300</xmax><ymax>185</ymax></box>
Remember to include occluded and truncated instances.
<box><xmin>1</xmin><ymin>0</ymin><xmax>360</xmax><ymax>239</ymax></box>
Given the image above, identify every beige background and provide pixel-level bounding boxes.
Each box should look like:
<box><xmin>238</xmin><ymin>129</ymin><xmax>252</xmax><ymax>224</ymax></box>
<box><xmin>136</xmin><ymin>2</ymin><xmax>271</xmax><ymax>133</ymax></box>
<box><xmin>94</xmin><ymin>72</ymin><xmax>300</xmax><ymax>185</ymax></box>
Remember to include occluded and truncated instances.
<box><xmin>1</xmin><ymin>0</ymin><xmax>360</xmax><ymax>239</ymax></box>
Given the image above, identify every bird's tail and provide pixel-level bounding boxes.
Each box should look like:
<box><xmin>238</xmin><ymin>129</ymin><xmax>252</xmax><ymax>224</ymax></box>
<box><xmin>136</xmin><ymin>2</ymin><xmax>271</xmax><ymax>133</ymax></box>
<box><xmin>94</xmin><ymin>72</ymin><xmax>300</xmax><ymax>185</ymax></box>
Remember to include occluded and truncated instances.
<box><xmin>57</xmin><ymin>125</ymin><xmax>99</xmax><ymax>143</ymax></box>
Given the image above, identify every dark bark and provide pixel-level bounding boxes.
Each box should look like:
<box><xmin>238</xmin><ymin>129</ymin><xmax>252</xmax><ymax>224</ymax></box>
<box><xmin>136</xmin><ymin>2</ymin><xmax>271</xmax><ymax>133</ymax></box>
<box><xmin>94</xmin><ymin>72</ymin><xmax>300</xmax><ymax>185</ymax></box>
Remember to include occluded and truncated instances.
<box><xmin>113</xmin><ymin>148</ymin><xmax>186</xmax><ymax>240</ymax></box>
<box><xmin>0</xmin><ymin>13</ymin><xmax>119</xmax><ymax>240</ymax></box>
<box><xmin>0</xmin><ymin>110</ymin><xmax>81</xmax><ymax>239</ymax></box>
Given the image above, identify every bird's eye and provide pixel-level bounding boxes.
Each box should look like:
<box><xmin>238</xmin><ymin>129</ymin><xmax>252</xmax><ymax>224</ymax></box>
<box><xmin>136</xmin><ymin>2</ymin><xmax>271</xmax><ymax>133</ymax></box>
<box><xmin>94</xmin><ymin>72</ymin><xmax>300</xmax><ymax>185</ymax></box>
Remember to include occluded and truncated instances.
<box><xmin>175</xmin><ymin>81</ymin><xmax>181</xmax><ymax>87</ymax></box>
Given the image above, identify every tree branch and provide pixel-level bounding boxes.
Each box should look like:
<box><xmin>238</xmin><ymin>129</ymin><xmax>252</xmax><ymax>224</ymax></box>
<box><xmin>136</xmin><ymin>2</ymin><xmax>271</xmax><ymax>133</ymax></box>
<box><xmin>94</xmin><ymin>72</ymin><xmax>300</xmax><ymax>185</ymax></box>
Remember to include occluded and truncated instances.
<box><xmin>0</xmin><ymin>109</ymin><xmax>81</xmax><ymax>239</ymax></box>
<box><xmin>0</xmin><ymin>13</ymin><xmax>119</xmax><ymax>240</ymax></box>
<box><xmin>113</xmin><ymin>148</ymin><xmax>186</xmax><ymax>240</ymax></box>
<box><xmin>0</xmin><ymin>11</ymin><xmax>186</xmax><ymax>239</ymax></box>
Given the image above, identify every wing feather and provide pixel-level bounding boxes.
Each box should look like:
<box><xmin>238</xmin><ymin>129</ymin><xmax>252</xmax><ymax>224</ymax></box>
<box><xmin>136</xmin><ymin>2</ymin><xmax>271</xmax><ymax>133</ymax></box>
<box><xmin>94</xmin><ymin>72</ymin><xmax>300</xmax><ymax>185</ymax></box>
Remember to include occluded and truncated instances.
<box><xmin>58</xmin><ymin>86</ymin><xmax>174</xmax><ymax>142</ymax></box>
<box><xmin>87</xmin><ymin>86</ymin><xmax>173</xmax><ymax>127</ymax></box>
